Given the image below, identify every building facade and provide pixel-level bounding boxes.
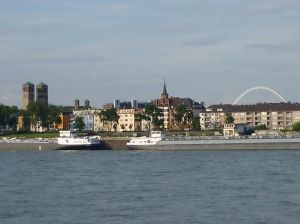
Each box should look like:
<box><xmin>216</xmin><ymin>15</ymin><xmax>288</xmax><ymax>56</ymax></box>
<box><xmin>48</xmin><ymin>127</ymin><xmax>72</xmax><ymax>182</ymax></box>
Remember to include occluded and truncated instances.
<box><xmin>153</xmin><ymin>81</ymin><xmax>204</xmax><ymax>130</ymax></box>
<box><xmin>117</xmin><ymin>108</ymin><xmax>147</xmax><ymax>132</ymax></box>
<box><xmin>72</xmin><ymin>109</ymin><xmax>96</xmax><ymax>131</ymax></box>
<box><xmin>200</xmin><ymin>103</ymin><xmax>300</xmax><ymax>130</ymax></box>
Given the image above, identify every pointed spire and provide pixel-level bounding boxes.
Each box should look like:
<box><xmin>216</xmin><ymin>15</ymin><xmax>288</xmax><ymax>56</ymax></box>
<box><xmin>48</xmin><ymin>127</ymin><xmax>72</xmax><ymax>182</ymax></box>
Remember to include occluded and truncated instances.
<box><xmin>161</xmin><ymin>79</ymin><xmax>169</xmax><ymax>99</ymax></box>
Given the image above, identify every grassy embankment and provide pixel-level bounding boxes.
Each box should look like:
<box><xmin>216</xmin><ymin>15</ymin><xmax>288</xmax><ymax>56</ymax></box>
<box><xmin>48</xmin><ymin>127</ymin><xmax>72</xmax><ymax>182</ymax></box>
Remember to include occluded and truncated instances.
<box><xmin>0</xmin><ymin>132</ymin><xmax>59</xmax><ymax>139</ymax></box>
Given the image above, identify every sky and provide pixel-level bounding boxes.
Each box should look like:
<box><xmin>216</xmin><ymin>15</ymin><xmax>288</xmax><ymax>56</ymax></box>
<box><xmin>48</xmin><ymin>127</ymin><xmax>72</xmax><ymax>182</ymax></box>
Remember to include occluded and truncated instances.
<box><xmin>0</xmin><ymin>0</ymin><xmax>300</xmax><ymax>108</ymax></box>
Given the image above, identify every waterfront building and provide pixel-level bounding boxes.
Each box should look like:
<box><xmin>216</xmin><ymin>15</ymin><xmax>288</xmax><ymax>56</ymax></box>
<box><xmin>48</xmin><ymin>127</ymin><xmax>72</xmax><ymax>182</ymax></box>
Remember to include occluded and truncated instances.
<box><xmin>200</xmin><ymin>103</ymin><xmax>300</xmax><ymax>130</ymax></box>
<box><xmin>72</xmin><ymin>109</ymin><xmax>95</xmax><ymax>131</ymax></box>
<box><xmin>153</xmin><ymin>81</ymin><xmax>204</xmax><ymax>130</ymax></box>
<box><xmin>36</xmin><ymin>82</ymin><xmax>48</xmax><ymax>107</ymax></box>
<box><xmin>117</xmin><ymin>108</ymin><xmax>147</xmax><ymax>132</ymax></box>
<box><xmin>93</xmin><ymin>109</ymin><xmax>106</xmax><ymax>132</ymax></box>
<box><xmin>22</xmin><ymin>82</ymin><xmax>35</xmax><ymax>110</ymax></box>
<box><xmin>56</xmin><ymin>112</ymin><xmax>71</xmax><ymax>130</ymax></box>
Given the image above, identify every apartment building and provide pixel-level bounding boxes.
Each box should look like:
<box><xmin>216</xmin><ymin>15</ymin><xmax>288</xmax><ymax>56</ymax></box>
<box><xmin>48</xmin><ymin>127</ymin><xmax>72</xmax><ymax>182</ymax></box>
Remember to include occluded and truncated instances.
<box><xmin>72</xmin><ymin>109</ymin><xmax>96</xmax><ymax>131</ymax></box>
<box><xmin>200</xmin><ymin>103</ymin><xmax>300</xmax><ymax>130</ymax></box>
<box><xmin>117</xmin><ymin>108</ymin><xmax>147</xmax><ymax>132</ymax></box>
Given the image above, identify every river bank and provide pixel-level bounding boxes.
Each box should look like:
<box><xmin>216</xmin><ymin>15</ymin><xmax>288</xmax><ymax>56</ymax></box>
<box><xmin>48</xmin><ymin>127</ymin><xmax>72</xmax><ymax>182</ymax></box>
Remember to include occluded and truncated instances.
<box><xmin>0</xmin><ymin>138</ymin><xmax>129</xmax><ymax>151</ymax></box>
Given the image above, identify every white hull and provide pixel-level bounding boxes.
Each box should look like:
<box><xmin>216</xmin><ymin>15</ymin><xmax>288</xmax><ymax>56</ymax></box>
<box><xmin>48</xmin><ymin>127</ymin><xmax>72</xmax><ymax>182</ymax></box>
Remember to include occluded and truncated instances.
<box><xmin>57</xmin><ymin>131</ymin><xmax>101</xmax><ymax>149</ymax></box>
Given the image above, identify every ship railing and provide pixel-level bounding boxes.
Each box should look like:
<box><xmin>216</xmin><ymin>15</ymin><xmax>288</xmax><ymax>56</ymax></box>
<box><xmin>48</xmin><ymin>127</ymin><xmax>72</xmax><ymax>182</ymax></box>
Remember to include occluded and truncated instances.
<box><xmin>163</xmin><ymin>135</ymin><xmax>296</xmax><ymax>141</ymax></box>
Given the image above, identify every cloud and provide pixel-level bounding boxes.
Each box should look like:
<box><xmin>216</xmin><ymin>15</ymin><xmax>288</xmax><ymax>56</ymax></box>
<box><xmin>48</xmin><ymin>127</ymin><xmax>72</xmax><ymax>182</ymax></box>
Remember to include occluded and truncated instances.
<box><xmin>248</xmin><ymin>0</ymin><xmax>300</xmax><ymax>15</ymax></box>
<box><xmin>247</xmin><ymin>42</ymin><xmax>300</xmax><ymax>53</ymax></box>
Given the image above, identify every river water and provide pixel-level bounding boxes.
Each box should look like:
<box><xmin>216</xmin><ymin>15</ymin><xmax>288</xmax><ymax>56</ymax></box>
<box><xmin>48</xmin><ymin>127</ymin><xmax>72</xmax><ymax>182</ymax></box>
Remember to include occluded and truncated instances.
<box><xmin>1</xmin><ymin>149</ymin><xmax>300</xmax><ymax>224</ymax></box>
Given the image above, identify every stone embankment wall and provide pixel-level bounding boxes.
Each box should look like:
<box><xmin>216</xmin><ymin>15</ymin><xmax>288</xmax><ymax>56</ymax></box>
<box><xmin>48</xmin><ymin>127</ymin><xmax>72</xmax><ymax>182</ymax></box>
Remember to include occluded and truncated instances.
<box><xmin>101</xmin><ymin>137</ymin><xmax>129</xmax><ymax>150</ymax></box>
<box><xmin>0</xmin><ymin>137</ymin><xmax>130</xmax><ymax>151</ymax></box>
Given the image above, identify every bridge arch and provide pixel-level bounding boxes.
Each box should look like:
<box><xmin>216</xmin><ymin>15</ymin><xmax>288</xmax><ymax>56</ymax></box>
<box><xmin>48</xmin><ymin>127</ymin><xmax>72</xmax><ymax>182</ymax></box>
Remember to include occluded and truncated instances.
<box><xmin>233</xmin><ymin>86</ymin><xmax>287</xmax><ymax>105</ymax></box>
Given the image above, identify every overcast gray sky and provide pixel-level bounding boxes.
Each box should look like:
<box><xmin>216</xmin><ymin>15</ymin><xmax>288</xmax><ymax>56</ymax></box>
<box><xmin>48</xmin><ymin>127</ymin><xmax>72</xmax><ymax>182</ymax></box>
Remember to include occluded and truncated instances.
<box><xmin>0</xmin><ymin>0</ymin><xmax>300</xmax><ymax>107</ymax></box>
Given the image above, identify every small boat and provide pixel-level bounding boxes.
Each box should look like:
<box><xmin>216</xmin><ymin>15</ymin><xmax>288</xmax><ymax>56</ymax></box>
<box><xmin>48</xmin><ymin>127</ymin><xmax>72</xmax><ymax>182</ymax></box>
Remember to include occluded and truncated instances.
<box><xmin>57</xmin><ymin>131</ymin><xmax>101</xmax><ymax>150</ymax></box>
<box><xmin>126</xmin><ymin>131</ymin><xmax>300</xmax><ymax>150</ymax></box>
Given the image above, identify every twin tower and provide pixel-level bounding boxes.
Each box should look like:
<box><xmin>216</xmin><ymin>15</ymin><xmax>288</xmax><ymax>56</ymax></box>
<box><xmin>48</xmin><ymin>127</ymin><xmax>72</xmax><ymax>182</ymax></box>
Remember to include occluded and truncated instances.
<box><xmin>22</xmin><ymin>82</ymin><xmax>48</xmax><ymax>110</ymax></box>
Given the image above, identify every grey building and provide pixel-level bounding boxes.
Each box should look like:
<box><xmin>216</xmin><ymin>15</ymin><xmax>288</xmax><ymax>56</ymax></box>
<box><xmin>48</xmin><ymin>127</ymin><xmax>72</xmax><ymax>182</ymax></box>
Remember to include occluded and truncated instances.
<box><xmin>36</xmin><ymin>82</ymin><xmax>48</xmax><ymax>107</ymax></box>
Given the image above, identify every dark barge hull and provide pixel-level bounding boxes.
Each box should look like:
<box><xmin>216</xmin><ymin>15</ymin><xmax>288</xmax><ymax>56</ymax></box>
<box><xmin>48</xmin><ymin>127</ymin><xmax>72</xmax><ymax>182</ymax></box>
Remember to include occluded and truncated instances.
<box><xmin>0</xmin><ymin>142</ymin><xmax>106</xmax><ymax>151</ymax></box>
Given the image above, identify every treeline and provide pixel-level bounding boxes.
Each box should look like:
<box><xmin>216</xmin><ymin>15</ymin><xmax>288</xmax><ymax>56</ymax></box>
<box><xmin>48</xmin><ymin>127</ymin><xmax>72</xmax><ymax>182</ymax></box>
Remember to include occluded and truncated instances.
<box><xmin>0</xmin><ymin>102</ymin><xmax>63</xmax><ymax>133</ymax></box>
<box><xmin>20</xmin><ymin>102</ymin><xmax>62</xmax><ymax>132</ymax></box>
<box><xmin>0</xmin><ymin>104</ymin><xmax>19</xmax><ymax>131</ymax></box>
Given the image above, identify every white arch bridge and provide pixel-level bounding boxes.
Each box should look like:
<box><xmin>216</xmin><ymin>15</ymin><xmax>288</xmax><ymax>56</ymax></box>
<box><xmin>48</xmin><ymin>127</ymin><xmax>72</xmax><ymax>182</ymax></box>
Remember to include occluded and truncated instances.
<box><xmin>233</xmin><ymin>86</ymin><xmax>287</xmax><ymax>105</ymax></box>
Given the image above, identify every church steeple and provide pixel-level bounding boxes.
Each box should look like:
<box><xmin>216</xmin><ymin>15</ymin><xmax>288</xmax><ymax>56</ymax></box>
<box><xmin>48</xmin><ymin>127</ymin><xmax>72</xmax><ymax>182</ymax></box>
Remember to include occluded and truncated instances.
<box><xmin>161</xmin><ymin>79</ymin><xmax>168</xmax><ymax>99</ymax></box>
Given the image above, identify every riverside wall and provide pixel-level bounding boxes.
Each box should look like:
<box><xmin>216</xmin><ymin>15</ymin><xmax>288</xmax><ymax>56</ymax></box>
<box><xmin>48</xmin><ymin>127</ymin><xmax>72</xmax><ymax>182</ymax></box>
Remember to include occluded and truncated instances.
<box><xmin>0</xmin><ymin>138</ymin><xmax>129</xmax><ymax>151</ymax></box>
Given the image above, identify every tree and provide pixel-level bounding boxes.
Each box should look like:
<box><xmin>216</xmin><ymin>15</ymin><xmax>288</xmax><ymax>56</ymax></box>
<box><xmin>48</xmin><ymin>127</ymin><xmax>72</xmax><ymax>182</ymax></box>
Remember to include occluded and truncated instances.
<box><xmin>129</xmin><ymin>124</ymin><xmax>133</xmax><ymax>132</ymax></box>
<box><xmin>136</xmin><ymin>113</ymin><xmax>151</xmax><ymax>132</ymax></box>
<box><xmin>18</xmin><ymin>109</ymin><xmax>30</xmax><ymax>130</ymax></box>
<box><xmin>113</xmin><ymin>123</ymin><xmax>118</xmax><ymax>132</ymax></box>
<box><xmin>174</xmin><ymin>105</ymin><xmax>194</xmax><ymax>130</ymax></box>
<box><xmin>48</xmin><ymin>104</ymin><xmax>62</xmax><ymax>129</ymax></box>
<box><xmin>226</xmin><ymin>113</ymin><xmax>235</xmax><ymax>124</ymax></box>
<box><xmin>99</xmin><ymin>108</ymin><xmax>120</xmax><ymax>132</ymax></box>
<box><xmin>192</xmin><ymin>116</ymin><xmax>201</xmax><ymax>131</ymax></box>
<box><xmin>255</xmin><ymin>124</ymin><xmax>267</xmax><ymax>131</ymax></box>
<box><xmin>293</xmin><ymin>122</ymin><xmax>300</xmax><ymax>132</ymax></box>
<box><xmin>0</xmin><ymin>104</ymin><xmax>19</xmax><ymax>132</ymax></box>
<box><xmin>27</xmin><ymin>102</ymin><xmax>48</xmax><ymax>132</ymax></box>
<box><xmin>184</xmin><ymin>110</ymin><xmax>194</xmax><ymax>129</ymax></box>
<box><xmin>144</xmin><ymin>104</ymin><xmax>163</xmax><ymax>130</ymax></box>
<box><xmin>73</xmin><ymin>117</ymin><xmax>85</xmax><ymax>131</ymax></box>
<box><xmin>175</xmin><ymin>104</ymin><xmax>187</xmax><ymax>129</ymax></box>
<box><xmin>120</xmin><ymin>124</ymin><xmax>126</xmax><ymax>132</ymax></box>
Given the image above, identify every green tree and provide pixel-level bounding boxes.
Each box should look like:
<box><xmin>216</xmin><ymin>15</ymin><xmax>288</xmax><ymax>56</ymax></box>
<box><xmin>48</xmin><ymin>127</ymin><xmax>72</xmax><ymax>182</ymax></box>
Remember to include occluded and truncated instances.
<box><xmin>226</xmin><ymin>113</ymin><xmax>235</xmax><ymax>124</ymax></box>
<box><xmin>120</xmin><ymin>124</ymin><xmax>126</xmax><ymax>132</ymax></box>
<box><xmin>73</xmin><ymin>117</ymin><xmax>85</xmax><ymax>131</ymax></box>
<box><xmin>255</xmin><ymin>124</ymin><xmax>267</xmax><ymax>130</ymax></box>
<box><xmin>0</xmin><ymin>104</ymin><xmax>19</xmax><ymax>132</ymax></box>
<box><xmin>136</xmin><ymin>113</ymin><xmax>151</xmax><ymax>131</ymax></box>
<box><xmin>129</xmin><ymin>124</ymin><xmax>133</xmax><ymax>131</ymax></box>
<box><xmin>184</xmin><ymin>110</ymin><xmax>194</xmax><ymax>129</ymax></box>
<box><xmin>293</xmin><ymin>122</ymin><xmax>300</xmax><ymax>132</ymax></box>
<box><xmin>18</xmin><ymin>109</ymin><xmax>30</xmax><ymax>130</ymax></box>
<box><xmin>174</xmin><ymin>105</ymin><xmax>194</xmax><ymax>130</ymax></box>
<box><xmin>175</xmin><ymin>104</ymin><xmax>187</xmax><ymax>129</ymax></box>
<box><xmin>192</xmin><ymin>116</ymin><xmax>201</xmax><ymax>131</ymax></box>
<box><xmin>27</xmin><ymin>102</ymin><xmax>48</xmax><ymax>132</ymax></box>
<box><xmin>136</xmin><ymin>104</ymin><xmax>163</xmax><ymax>131</ymax></box>
<box><xmin>113</xmin><ymin>123</ymin><xmax>118</xmax><ymax>132</ymax></box>
<box><xmin>99</xmin><ymin>108</ymin><xmax>120</xmax><ymax>132</ymax></box>
<box><xmin>48</xmin><ymin>104</ymin><xmax>62</xmax><ymax>129</ymax></box>
<box><xmin>145</xmin><ymin>104</ymin><xmax>163</xmax><ymax>130</ymax></box>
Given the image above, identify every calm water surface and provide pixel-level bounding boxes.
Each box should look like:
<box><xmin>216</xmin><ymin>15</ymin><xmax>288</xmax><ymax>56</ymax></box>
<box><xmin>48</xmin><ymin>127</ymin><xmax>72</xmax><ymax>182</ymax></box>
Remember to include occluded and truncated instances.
<box><xmin>1</xmin><ymin>149</ymin><xmax>300</xmax><ymax>224</ymax></box>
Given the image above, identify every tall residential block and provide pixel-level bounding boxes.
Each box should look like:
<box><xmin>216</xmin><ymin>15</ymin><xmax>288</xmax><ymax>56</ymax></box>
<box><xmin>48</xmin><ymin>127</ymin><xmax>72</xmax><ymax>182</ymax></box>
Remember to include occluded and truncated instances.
<box><xmin>22</xmin><ymin>82</ymin><xmax>35</xmax><ymax>110</ymax></box>
<box><xmin>114</xmin><ymin>99</ymin><xmax>120</xmax><ymax>109</ymax></box>
<box><xmin>36</xmin><ymin>82</ymin><xmax>48</xmax><ymax>107</ymax></box>
<box><xmin>84</xmin><ymin>99</ymin><xmax>90</xmax><ymax>108</ymax></box>
<box><xmin>74</xmin><ymin>99</ymin><xmax>80</xmax><ymax>109</ymax></box>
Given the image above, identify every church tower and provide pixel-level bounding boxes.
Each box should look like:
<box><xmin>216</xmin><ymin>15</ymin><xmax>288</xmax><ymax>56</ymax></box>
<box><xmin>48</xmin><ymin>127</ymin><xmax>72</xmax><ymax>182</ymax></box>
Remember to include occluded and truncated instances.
<box><xmin>161</xmin><ymin>80</ymin><xmax>169</xmax><ymax>99</ymax></box>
